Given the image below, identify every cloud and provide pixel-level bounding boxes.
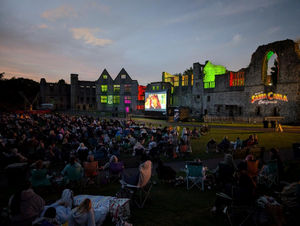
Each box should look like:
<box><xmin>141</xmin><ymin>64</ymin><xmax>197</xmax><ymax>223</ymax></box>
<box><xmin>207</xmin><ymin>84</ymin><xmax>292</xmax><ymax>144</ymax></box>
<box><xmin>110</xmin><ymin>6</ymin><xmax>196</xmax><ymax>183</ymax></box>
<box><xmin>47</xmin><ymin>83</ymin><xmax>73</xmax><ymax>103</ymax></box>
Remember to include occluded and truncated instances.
<box><xmin>232</xmin><ymin>34</ymin><xmax>242</xmax><ymax>44</ymax></box>
<box><xmin>267</xmin><ymin>26</ymin><xmax>280</xmax><ymax>34</ymax></box>
<box><xmin>37</xmin><ymin>24</ymin><xmax>48</xmax><ymax>29</ymax></box>
<box><xmin>162</xmin><ymin>0</ymin><xmax>281</xmax><ymax>26</ymax></box>
<box><xmin>42</xmin><ymin>5</ymin><xmax>77</xmax><ymax>21</ymax></box>
<box><xmin>217</xmin><ymin>0</ymin><xmax>281</xmax><ymax>16</ymax></box>
<box><xmin>70</xmin><ymin>28</ymin><xmax>112</xmax><ymax>46</ymax></box>
<box><xmin>87</xmin><ymin>1</ymin><xmax>110</xmax><ymax>13</ymax></box>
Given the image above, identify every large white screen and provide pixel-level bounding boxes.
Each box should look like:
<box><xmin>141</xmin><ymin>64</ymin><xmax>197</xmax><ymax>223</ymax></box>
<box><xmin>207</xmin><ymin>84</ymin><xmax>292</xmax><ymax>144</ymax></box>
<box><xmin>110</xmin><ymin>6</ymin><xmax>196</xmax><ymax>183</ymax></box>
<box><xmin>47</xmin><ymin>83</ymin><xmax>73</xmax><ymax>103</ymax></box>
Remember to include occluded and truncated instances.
<box><xmin>145</xmin><ymin>91</ymin><xmax>167</xmax><ymax>112</ymax></box>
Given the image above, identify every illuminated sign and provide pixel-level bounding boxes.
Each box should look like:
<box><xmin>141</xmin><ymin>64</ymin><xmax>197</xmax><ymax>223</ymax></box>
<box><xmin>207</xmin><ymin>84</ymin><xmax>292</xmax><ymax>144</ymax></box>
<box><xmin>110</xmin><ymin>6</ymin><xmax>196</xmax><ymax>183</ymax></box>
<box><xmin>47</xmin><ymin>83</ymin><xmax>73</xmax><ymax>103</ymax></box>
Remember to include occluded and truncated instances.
<box><xmin>230</xmin><ymin>71</ymin><xmax>244</xmax><ymax>87</ymax></box>
<box><xmin>145</xmin><ymin>91</ymin><xmax>167</xmax><ymax>112</ymax></box>
<box><xmin>251</xmin><ymin>92</ymin><xmax>288</xmax><ymax>104</ymax></box>
<box><xmin>203</xmin><ymin>61</ymin><xmax>226</xmax><ymax>88</ymax></box>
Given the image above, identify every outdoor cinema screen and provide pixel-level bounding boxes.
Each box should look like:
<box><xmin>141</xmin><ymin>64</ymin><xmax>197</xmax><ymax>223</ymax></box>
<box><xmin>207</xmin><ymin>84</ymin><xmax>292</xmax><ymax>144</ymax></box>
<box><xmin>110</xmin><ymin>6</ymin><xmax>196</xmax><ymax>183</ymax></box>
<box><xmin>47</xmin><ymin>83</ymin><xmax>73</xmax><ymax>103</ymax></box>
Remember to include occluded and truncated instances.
<box><xmin>145</xmin><ymin>91</ymin><xmax>167</xmax><ymax>112</ymax></box>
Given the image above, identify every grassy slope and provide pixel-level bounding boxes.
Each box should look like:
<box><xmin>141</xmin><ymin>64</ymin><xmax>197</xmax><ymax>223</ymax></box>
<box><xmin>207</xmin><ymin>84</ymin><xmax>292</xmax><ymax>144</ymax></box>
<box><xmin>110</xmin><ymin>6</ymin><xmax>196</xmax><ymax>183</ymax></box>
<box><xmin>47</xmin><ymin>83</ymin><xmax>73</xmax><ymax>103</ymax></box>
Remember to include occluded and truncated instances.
<box><xmin>132</xmin><ymin>118</ymin><xmax>300</xmax><ymax>159</ymax></box>
<box><xmin>191</xmin><ymin>128</ymin><xmax>300</xmax><ymax>157</ymax></box>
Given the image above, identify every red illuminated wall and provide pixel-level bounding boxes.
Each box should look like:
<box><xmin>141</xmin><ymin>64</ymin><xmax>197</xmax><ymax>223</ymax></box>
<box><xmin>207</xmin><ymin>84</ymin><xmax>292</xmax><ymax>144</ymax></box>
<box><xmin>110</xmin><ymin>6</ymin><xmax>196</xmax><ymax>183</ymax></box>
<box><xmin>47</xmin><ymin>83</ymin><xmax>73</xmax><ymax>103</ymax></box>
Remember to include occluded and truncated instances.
<box><xmin>137</xmin><ymin>105</ymin><xmax>145</xmax><ymax>110</ymax></box>
<box><xmin>138</xmin><ymin>85</ymin><xmax>146</xmax><ymax>101</ymax></box>
<box><xmin>230</xmin><ymin>71</ymin><xmax>245</xmax><ymax>87</ymax></box>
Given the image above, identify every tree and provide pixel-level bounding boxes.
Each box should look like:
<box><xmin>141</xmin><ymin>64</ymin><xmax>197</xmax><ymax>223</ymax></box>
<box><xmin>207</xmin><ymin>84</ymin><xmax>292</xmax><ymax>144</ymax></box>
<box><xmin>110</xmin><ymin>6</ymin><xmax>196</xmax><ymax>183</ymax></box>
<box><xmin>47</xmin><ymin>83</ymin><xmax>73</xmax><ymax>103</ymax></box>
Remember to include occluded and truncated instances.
<box><xmin>183</xmin><ymin>67</ymin><xmax>193</xmax><ymax>76</ymax></box>
<box><xmin>0</xmin><ymin>77</ymin><xmax>40</xmax><ymax>111</ymax></box>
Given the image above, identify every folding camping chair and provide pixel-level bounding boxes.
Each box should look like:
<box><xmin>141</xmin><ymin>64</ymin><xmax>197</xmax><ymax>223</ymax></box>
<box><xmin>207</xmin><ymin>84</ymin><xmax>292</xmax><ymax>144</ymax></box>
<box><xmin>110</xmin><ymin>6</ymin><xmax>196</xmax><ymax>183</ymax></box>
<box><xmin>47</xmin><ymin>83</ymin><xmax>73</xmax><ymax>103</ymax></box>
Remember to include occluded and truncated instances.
<box><xmin>216</xmin><ymin>186</ymin><xmax>256</xmax><ymax>226</ymax></box>
<box><xmin>247</xmin><ymin>160</ymin><xmax>259</xmax><ymax>186</ymax></box>
<box><xmin>258</xmin><ymin>159</ymin><xmax>279</xmax><ymax>188</ymax></box>
<box><xmin>120</xmin><ymin>160</ymin><xmax>152</xmax><ymax>208</ymax></box>
<box><xmin>83</xmin><ymin>161</ymin><xmax>99</xmax><ymax>186</ymax></box>
<box><xmin>185</xmin><ymin>161</ymin><xmax>205</xmax><ymax>190</ymax></box>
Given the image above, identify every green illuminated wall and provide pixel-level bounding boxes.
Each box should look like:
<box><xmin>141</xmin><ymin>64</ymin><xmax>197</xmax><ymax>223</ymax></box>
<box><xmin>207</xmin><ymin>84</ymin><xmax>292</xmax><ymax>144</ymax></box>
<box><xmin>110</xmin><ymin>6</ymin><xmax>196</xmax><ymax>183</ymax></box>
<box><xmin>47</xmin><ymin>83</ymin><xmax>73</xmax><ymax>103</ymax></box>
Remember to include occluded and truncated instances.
<box><xmin>266</xmin><ymin>51</ymin><xmax>274</xmax><ymax>61</ymax></box>
<box><xmin>203</xmin><ymin>61</ymin><xmax>226</xmax><ymax>88</ymax></box>
<box><xmin>108</xmin><ymin>95</ymin><xmax>113</xmax><ymax>104</ymax></box>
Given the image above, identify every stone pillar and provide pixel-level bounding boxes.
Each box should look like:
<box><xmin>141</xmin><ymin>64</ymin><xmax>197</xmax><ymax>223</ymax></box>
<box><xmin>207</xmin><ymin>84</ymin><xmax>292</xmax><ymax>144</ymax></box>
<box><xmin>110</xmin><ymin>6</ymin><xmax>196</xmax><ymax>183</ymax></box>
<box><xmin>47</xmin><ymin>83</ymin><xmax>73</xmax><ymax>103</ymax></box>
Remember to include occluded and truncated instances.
<box><xmin>193</xmin><ymin>62</ymin><xmax>204</xmax><ymax>114</ymax></box>
<box><xmin>70</xmin><ymin>74</ymin><xmax>78</xmax><ymax>110</ymax></box>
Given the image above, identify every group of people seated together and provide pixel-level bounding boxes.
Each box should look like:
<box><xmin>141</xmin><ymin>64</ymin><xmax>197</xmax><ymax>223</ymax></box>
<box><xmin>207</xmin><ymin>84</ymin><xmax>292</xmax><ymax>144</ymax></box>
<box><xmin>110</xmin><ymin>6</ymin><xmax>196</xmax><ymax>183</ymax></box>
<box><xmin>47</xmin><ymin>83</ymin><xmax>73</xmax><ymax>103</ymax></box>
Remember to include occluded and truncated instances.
<box><xmin>206</xmin><ymin>134</ymin><xmax>259</xmax><ymax>153</ymax></box>
<box><xmin>0</xmin><ymin>112</ymin><xmax>299</xmax><ymax>225</ymax></box>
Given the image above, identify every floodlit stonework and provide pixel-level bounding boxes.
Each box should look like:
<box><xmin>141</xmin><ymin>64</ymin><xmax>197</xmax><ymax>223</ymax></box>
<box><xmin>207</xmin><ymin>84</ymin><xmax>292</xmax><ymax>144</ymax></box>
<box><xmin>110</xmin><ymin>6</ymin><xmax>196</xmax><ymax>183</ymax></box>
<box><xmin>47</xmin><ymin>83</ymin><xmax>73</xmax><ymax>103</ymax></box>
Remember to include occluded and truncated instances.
<box><xmin>191</xmin><ymin>39</ymin><xmax>300</xmax><ymax>123</ymax></box>
<box><xmin>40</xmin><ymin>39</ymin><xmax>300</xmax><ymax>123</ymax></box>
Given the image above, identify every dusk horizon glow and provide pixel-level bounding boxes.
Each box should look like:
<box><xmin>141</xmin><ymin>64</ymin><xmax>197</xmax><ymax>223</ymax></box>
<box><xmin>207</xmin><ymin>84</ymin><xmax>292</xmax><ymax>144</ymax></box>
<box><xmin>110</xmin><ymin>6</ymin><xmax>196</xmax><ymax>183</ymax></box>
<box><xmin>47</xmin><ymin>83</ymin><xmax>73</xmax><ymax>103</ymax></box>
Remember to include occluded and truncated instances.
<box><xmin>0</xmin><ymin>0</ymin><xmax>300</xmax><ymax>85</ymax></box>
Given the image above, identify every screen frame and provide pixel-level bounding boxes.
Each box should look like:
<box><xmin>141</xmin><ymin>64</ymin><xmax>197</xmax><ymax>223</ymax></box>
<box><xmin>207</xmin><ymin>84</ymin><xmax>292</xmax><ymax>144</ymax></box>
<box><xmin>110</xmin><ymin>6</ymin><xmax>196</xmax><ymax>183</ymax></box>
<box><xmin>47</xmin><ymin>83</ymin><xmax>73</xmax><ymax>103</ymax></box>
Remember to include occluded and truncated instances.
<box><xmin>144</xmin><ymin>91</ymin><xmax>168</xmax><ymax>112</ymax></box>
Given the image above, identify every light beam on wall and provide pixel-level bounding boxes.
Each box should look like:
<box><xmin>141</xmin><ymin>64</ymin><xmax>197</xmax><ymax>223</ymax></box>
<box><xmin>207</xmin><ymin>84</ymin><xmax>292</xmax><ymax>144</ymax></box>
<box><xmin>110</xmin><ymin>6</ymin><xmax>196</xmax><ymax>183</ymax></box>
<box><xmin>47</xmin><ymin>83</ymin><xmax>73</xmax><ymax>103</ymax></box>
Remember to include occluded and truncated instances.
<box><xmin>203</xmin><ymin>61</ymin><xmax>226</xmax><ymax>88</ymax></box>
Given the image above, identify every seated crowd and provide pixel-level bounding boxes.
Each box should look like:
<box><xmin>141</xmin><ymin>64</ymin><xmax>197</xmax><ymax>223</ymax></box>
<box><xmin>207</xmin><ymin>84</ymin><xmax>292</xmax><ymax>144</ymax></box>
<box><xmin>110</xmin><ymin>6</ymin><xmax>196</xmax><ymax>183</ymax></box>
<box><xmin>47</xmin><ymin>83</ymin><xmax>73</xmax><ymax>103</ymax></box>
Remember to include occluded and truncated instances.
<box><xmin>206</xmin><ymin>134</ymin><xmax>259</xmax><ymax>153</ymax></box>
<box><xmin>209</xmin><ymin>146</ymin><xmax>299</xmax><ymax>225</ymax></box>
<box><xmin>0</xmin><ymin>113</ymin><xmax>195</xmax><ymax>173</ymax></box>
<box><xmin>0</xmin><ymin>112</ymin><xmax>194</xmax><ymax>225</ymax></box>
<box><xmin>0</xmin><ymin>112</ymin><xmax>299</xmax><ymax>226</ymax></box>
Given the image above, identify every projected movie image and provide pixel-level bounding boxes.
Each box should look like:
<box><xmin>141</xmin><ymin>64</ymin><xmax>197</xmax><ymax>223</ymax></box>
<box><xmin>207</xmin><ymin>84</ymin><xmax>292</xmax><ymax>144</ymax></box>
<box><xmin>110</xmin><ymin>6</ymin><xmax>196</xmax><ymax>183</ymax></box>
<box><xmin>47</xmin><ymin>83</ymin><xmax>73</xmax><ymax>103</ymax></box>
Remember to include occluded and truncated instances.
<box><xmin>145</xmin><ymin>91</ymin><xmax>167</xmax><ymax>111</ymax></box>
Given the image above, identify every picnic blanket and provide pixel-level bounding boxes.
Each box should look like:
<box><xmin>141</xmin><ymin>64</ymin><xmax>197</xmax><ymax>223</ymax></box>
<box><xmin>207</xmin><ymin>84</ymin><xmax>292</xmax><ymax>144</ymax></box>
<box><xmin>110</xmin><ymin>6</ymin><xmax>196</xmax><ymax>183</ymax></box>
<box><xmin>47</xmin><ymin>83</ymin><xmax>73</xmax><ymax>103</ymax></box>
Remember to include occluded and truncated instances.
<box><xmin>40</xmin><ymin>190</ymin><xmax>130</xmax><ymax>225</ymax></box>
<box><xmin>74</xmin><ymin>195</ymin><xmax>130</xmax><ymax>225</ymax></box>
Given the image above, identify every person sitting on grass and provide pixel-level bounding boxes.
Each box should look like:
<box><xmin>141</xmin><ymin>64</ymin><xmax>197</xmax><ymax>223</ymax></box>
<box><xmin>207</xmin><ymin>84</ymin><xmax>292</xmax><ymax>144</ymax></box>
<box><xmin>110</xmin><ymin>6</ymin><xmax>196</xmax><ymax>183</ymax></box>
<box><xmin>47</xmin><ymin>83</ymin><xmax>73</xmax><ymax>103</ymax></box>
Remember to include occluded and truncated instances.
<box><xmin>61</xmin><ymin>156</ymin><xmax>83</xmax><ymax>185</ymax></box>
<box><xmin>211</xmin><ymin>162</ymin><xmax>255</xmax><ymax>214</ymax></box>
<box><xmin>133</xmin><ymin>138</ymin><xmax>146</xmax><ymax>157</ymax></box>
<box><xmin>233</xmin><ymin>137</ymin><xmax>242</xmax><ymax>150</ymax></box>
<box><xmin>206</xmin><ymin>138</ymin><xmax>217</xmax><ymax>153</ymax></box>
<box><xmin>76</xmin><ymin>143</ymin><xmax>89</xmax><ymax>164</ymax></box>
<box><xmin>30</xmin><ymin>160</ymin><xmax>51</xmax><ymax>188</ymax></box>
<box><xmin>68</xmin><ymin>198</ymin><xmax>95</xmax><ymax>226</ymax></box>
<box><xmin>242</xmin><ymin>135</ymin><xmax>255</xmax><ymax>148</ymax></box>
<box><xmin>217</xmin><ymin>136</ymin><xmax>231</xmax><ymax>153</ymax></box>
<box><xmin>102</xmin><ymin>155</ymin><xmax>119</xmax><ymax>170</ymax></box>
<box><xmin>213</xmin><ymin>154</ymin><xmax>237</xmax><ymax>188</ymax></box>
<box><xmin>270</xmin><ymin>148</ymin><xmax>284</xmax><ymax>180</ymax></box>
<box><xmin>32</xmin><ymin>207</ymin><xmax>60</xmax><ymax>226</ymax></box>
<box><xmin>83</xmin><ymin>155</ymin><xmax>99</xmax><ymax>184</ymax></box>
<box><xmin>253</xmin><ymin>134</ymin><xmax>258</xmax><ymax>145</ymax></box>
<box><xmin>192</xmin><ymin>127</ymin><xmax>199</xmax><ymax>138</ymax></box>
<box><xmin>9</xmin><ymin>181</ymin><xmax>45</xmax><ymax>226</ymax></box>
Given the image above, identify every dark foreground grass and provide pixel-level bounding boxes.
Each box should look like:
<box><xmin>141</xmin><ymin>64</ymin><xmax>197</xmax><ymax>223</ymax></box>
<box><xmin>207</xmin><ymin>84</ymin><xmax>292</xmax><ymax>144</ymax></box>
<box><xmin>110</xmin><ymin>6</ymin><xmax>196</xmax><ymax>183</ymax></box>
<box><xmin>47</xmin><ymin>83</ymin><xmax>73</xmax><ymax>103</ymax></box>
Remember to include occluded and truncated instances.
<box><xmin>131</xmin><ymin>183</ymin><xmax>223</xmax><ymax>226</ymax></box>
<box><xmin>2</xmin><ymin>160</ymin><xmax>300</xmax><ymax>226</ymax></box>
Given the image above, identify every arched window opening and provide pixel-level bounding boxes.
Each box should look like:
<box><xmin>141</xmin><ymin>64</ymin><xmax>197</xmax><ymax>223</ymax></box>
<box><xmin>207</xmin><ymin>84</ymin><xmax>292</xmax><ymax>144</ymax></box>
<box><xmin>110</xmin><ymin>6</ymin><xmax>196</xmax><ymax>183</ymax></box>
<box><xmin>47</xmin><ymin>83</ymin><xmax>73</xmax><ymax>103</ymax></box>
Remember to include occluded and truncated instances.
<box><xmin>262</xmin><ymin>51</ymin><xmax>279</xmax><ymax>86</ymax></box>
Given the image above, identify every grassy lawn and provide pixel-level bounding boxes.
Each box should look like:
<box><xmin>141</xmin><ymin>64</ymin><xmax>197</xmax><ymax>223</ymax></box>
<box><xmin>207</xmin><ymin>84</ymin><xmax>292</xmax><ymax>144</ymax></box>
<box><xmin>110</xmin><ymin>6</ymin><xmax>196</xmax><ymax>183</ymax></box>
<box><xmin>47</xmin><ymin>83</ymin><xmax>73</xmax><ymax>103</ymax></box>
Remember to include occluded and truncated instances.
<box><xmin>132</xmin><ymin>117</ymin><xmax>263</xmax><ymax>128</ymax></box>
<box><xmin>131</xmin><ymin>117</ymin><xmax>300</xmax><ymax>160</ymax></box>
<box><xmin>190</xmin><ymin>128</ymin><xmax>300</xmax><ymax>159</ymax></box>
<box><xmin>132</xmin><ymin>117</ymin><xmax>300</xmax><ymax>129</ymax></box>
<box><xmin>131</xmin><ymin>183</ymin><xmax>223</xmax><ymax>226</ymax></box>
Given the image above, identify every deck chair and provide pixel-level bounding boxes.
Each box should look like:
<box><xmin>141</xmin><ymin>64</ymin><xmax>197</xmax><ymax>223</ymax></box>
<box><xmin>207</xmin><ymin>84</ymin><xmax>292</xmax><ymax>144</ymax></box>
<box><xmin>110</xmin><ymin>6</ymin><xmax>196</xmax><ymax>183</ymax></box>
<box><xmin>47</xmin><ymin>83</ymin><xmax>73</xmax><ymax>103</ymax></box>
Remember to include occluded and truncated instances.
<box><xmin>247</xmin><ymin>160</ymin><xmax>259</xmax><ymax>186</ymax></box>
<box><xmin>120</xmin><ymin>160</ymin><xmax>152</xmax><ymax>208</ymax></box>
<box><xmin>83</xmin><ymin>161</ymin><xmax>99</xmax><ymax>185</ymax></box>
<box><xmin>185</xmin><ymin>161</ymin><xmax>205</xmax><ymax>191</ymax></box>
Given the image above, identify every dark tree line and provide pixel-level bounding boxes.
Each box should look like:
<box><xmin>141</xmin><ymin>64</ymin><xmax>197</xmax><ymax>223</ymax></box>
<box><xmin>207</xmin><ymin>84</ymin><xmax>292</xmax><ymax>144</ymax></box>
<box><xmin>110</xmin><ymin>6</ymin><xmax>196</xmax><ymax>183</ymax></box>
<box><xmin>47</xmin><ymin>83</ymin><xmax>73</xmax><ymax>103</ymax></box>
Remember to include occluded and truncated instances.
<box><xmin>0</xmin><ymin>77</ymin><xmax>40</xmax><ymax>111</ymax></box>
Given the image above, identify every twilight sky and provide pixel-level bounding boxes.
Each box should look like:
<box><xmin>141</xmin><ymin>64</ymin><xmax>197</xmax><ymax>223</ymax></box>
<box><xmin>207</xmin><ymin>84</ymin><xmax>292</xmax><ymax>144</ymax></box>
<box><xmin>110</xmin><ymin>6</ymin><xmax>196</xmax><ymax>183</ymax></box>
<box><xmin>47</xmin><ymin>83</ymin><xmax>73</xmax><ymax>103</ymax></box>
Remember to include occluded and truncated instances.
<box><xmin>0</xmin><ymin>0</ymin><xmax>299</xmax><ymax>85</ymax></box>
